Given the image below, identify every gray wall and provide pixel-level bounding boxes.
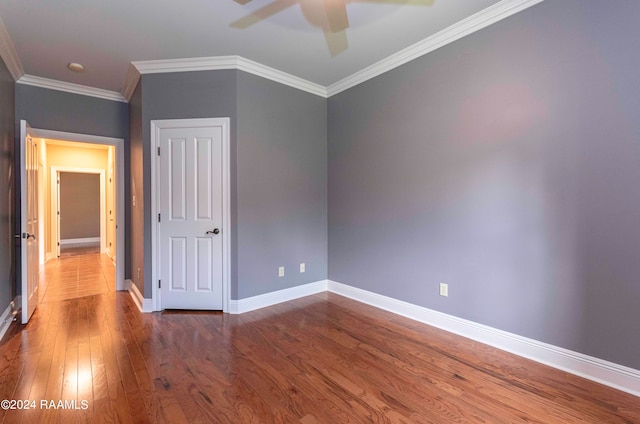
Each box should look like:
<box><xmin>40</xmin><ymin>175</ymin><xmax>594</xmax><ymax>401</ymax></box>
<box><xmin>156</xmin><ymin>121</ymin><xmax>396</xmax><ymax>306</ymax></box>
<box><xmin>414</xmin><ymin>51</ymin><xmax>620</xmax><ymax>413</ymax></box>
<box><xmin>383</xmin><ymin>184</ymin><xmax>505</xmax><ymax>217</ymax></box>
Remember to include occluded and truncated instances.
<box><xmin>15</xmin><ymin>85</ymin><xmax>131</xmax><ymax>278</ymax></box>
<box><xmin>15</xmin><ymin>85</ymin><xmax>128</xmax><ymax>138</ymax></box>
<box><xmin>0</xmin><ymin>56</ymin><xmax>15</xmax><ymax>310</ymax></box>
<box><xmin>136</xmin><ymin>70</ymin><xmax>238</xmax><ymax>297</ymax></box>
<box><xmin>133</xmin><ymin>70</ymin><xmax>328</xmax><ymax>300</ymax></box>
<box><xmin>129</xmin><ymin>81</ymin><xmax>144</xmax><ymax>294</ymax></box>
<box><xmin>237</xmin><ymin>71</ymin><xmax>327</xmax><ymax>299</ymax></box>
<box><xmin>328</xmin><ymin>0</ymin><xmax>640</xmax><ymax>370</ymax></box>
<box><xmin>59</xmin><ymin>172</ymin><xmax>100</xmax><ymax>239</ymax></box>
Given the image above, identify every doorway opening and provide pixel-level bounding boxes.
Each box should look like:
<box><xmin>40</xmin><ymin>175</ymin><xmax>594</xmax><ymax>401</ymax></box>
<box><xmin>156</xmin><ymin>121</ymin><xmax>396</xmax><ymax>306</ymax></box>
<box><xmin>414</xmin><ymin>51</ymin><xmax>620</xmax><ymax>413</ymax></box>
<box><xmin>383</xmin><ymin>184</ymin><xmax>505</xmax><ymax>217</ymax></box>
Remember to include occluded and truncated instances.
<box><xmin>30</xmin><ymin>128</ymin><xmax>125</xmax><ymax>302</ymax></box>
<box><xmin>52</xmin><ymin>168</ymin><xmax>105</xmax><ymax>258</ymax></box>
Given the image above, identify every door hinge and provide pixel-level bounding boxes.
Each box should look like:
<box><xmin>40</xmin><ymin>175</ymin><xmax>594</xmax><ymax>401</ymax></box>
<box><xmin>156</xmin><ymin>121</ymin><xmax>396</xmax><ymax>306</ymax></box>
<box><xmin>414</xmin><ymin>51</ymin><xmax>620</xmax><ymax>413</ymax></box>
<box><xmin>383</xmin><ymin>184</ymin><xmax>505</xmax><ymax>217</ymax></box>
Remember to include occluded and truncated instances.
<box><xmin>157</xmin><ymin>147</ymin><xmax>160</xmax><ymax>156</ymax></box>
<box><xmin>158</xmin><ymin>280</ymin><xmax>162</xmax><ymax>288</ymax></box>
<box><xmin>57</xmin><ymin>242</ymin><xmax>60</xmax><ymax>246</ymax></box>
<box><xmin>158</xmin><ymin>213</ymin><xmax>161</xmax><ymax>223</ymax></box>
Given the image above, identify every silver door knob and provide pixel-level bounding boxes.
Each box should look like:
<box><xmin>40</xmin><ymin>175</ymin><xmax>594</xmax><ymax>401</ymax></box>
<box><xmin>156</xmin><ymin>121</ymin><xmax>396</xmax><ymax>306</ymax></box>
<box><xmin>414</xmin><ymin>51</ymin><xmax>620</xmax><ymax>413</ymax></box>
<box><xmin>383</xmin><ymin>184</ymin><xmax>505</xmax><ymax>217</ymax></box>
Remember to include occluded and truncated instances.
<box><xmin>206</xmin><ymin>228</ymin><xmax>220</xmax><ymax>235</ymax></box>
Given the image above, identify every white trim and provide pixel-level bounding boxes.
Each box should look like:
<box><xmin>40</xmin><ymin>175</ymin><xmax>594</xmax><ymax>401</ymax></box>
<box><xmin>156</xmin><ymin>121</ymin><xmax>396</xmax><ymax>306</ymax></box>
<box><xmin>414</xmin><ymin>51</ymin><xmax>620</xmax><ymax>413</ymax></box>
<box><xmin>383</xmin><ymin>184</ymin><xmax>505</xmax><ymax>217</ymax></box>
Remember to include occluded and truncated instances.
<box><xmin>0</xmin><ymin>297</ymin><xmax>19</xmax><ymax>341</ymax></box>
<box><xmin>51</xmin><ymin>167</ymin><xmax>106</xmax><ymax>255</ymax></box>
<box><xmin>128</xmin><ymin>279</ymin><xmax>153</xmax><ymax>313</ymax></box>
<box><xmin>34</xmin><ymin>129</ymin><xmax>126</xmax><ymax>291</ymax></box>
<box><xmin>121</xmin><ymin>64</ymin><xmax>141</xmax><ymax>101</ymax></box>
<box><xmin>132</xmin><ymin>55</ymin><xmax>328</xmax><ymax>98</ymax></box>
<box><xmin>236</xmin><ymin>56</ymin><xmax>327</xmax><ymax>97</ymax></box>
<box><xmin>327</xmin><ymin>280</ymin><xmax>640</xmax><ymax>398</ymax></box>
<box><xmin>31</xmin><ymin>129</ymin><xmax>123</xmax><ymax>146</ymax></box>
<box><xmin>45</xmin><ymin>252</ymin><xmax>56</xmax><ymax>262</ymax></box>
<box><xmin>0</xmin><ymin>16</ymin><xmax>24</xmax><ymax>81</ymax></box>
<box><xmin>327</xmin><ymin>0</ymin><xmax>544</xmax><ymax>96</ymax></box>
<box><xmin>229</xmin><ymin>280</ymin><xmax>329</xmax><ymax>314</ymax></box>
<box><xmin>17</xmin><ymin>74</ymin><xmax>127</xmax><ymax>103</ymax></box>
<box><xmin>150</xmin><ymin>118</ymin><xmax>231</xmax><ymax>313</ymax></box>
<box><xmin>60</xmin><ymin>237</ymin><xmax>101</xmax><ymax>246</ymax></box>
<box><xmin>133</xmin><ymin>55</ymin><xmax>237</xmax><ymax>74</ymax></box>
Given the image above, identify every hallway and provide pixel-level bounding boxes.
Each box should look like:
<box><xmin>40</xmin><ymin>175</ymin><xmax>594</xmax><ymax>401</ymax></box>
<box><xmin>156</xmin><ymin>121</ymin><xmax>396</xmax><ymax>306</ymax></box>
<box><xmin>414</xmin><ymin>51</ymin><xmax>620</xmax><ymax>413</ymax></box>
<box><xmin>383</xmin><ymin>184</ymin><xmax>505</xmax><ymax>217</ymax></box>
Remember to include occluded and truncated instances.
<box><xmin>40</xmin><ymin>249</ymin><xmax>114</xmax><ymax>304</ymax></box>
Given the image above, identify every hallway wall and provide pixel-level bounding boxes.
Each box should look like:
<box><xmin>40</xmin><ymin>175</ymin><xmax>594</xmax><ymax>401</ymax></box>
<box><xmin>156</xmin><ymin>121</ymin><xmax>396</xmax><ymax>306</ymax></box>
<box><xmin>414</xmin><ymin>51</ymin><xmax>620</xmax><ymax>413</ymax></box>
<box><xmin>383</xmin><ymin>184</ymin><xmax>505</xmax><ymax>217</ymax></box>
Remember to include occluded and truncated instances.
<box><xmin>0</xmin><ymin>52</ymin><xmax>15</xmax><ymax>309</ymax></box>
<box><xmin>45</xmin><ymin>143</ymin><xmax>108</xmax><ymax>257</ymax></box>
<box><xmin>59</xmin><ymin>172</ymin><xmax>100</xmax><ymax>240</ymax></box>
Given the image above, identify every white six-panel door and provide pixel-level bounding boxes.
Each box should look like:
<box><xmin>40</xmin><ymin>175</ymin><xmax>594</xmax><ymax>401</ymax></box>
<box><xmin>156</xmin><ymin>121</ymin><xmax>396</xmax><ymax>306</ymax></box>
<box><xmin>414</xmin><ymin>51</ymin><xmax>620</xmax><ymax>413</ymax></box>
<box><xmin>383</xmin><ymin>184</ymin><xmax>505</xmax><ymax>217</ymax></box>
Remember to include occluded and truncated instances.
<box><xmin>158</xmin><ymin>126</ymin><xmax>223</xmax><ymax>309</ymax></box>
<box><xmin>20</xmin><ymin>120</ymin><xmax>40</xmax><ymax>323</ymax></box>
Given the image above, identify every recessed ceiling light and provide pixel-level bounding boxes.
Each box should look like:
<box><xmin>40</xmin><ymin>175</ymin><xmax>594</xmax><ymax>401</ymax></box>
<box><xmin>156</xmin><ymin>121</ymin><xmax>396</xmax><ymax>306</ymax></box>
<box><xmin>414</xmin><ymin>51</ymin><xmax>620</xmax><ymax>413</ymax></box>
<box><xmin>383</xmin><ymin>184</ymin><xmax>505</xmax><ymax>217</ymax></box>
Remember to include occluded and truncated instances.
<box><xmin>67</xmin><ymin>62</ymin><xmax>85</xmax><ymax>72</ymax></box>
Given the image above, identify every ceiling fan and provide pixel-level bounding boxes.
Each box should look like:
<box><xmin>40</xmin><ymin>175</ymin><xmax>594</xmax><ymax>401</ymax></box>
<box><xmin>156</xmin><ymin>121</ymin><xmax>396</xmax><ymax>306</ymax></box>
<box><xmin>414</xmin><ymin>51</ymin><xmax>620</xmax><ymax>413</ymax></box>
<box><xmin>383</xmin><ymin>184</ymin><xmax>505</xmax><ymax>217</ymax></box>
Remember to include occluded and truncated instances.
<box><xmin>232</xmin><ymin>0</ymin><xmax>434</xmax><ymax>57</ymax></box>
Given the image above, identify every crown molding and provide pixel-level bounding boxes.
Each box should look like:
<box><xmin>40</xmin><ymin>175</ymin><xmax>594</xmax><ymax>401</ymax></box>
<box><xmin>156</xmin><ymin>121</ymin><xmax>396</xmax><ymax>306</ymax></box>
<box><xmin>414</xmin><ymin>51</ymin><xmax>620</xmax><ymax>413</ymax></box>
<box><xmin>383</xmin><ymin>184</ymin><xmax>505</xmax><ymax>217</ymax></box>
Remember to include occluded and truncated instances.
<box><xmin>0</xmin><ymin>15</ymin><xmax>24</xmax><ymax>81</ymax></box>
<box><xmin>16</xmin><ymin>74</ymin><xmax>127</xmax><ymax>103</ymax></box>
<box><xmin>327</xmin><ymin>0</ymin><xmax>544</xmax><ymax>97</ymax></box>
<box><xmin>131</xmin><ymin>55</ymin><xmax>328</xmax><ymax>98</ymax></box>
<box><xmin>121</xmin><ymin>64</ymin><xmax>141</xmax><ymax>101</ymax></box>
<box><xmin>236</xmin><ymin>57</ymin><xmax>327</xmax><ymax>97</ymax></box>
<box><xmin>132</xmin><ymin>55</ymin><xmax>238</xmax><ymax>74</ymax></box>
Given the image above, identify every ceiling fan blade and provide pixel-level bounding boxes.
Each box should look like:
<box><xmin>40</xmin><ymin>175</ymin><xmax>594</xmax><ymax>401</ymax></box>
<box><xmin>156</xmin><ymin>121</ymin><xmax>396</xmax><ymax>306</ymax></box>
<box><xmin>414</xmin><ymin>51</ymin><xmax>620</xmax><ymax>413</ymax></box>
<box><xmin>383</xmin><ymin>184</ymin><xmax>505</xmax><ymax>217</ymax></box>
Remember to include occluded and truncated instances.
<box><xmin>232</xmin><ymin>0</ymin><xmax>253</xmax><ymax>4</ymax></box>
<box><xmin>231</xmin><ymin>0</ymin><xmax>299</xmax><ymax>29</ymax></box>
<box><xmin>324</xmin><ymin>29</ymin><xmax>349</xmax><ymax>57</ymax></box>
<box><xmin>323</xmin><ymin>0</ymin><xmax>350</xmax><ymax>33</ymax></box>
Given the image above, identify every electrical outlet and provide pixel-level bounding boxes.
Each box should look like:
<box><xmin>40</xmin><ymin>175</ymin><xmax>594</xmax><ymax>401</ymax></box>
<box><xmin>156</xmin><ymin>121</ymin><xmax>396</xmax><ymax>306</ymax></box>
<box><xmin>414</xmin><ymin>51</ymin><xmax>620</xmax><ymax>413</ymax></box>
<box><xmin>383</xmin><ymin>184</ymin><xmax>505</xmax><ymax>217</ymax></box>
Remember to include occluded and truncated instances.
<box><xmin>439</xmin><ymin>283</ymin><xmax>449</xmax><ymax>297</ymax></box>
<box><xmin>279</xmin><ymin>266</ymin><xmax>285</xmax><ymax>277</ymax></box>
<box><xmin>300</xmin><ymin>263</ymin><xmax>305</xmax><ymax>273</ymax></box>
<box><xmin>137</xmin><ymin>268</ymin><xmax>141</xmax><ymax>280</ymax></box>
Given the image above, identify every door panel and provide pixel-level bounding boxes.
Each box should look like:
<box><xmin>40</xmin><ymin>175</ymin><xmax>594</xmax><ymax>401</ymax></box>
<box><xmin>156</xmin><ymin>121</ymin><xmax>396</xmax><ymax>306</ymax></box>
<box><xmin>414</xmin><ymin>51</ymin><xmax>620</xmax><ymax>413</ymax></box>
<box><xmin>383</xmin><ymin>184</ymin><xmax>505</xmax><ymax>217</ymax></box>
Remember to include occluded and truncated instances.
<box><xmin>159</xmin><ymin>126</ymin><xmax>223</xmax><ymax>310</ymax></box>
<box><xmin>169</xmin><ymin>138</ymin><xmax>186</xmax><ymax>220</ymax></box>
<box><xmin>196</xmin><ymin>237</ymin><xmax>213</xmax><ymax>291</ymax></box>
<box><xmin>169</xmin><ymin>237</ymin><xmax>187</xmax><ymax>291</ymax></box>
<box><xmin>196</xmin><ymin>138</ymin><xmax>213</xmax><ymax>220</ymax></box>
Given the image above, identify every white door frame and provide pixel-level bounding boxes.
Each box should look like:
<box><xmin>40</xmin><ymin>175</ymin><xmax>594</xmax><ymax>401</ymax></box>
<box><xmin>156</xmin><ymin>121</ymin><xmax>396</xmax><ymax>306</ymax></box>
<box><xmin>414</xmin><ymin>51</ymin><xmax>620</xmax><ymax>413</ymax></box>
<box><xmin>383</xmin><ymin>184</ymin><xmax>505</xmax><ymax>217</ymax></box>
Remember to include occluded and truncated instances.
<box><xmin>150</xmin><ymin>118</ymin><xmax>231</xmax><ymax>313</ymax></box>
<box><xmin>31</xmin><ymin>128</ymin><xmax>126</xmax><ymax>291</ymax></box>
<box><xmin>51</xmin><ymin>167</ymin><xmax>106</xmax><ymax>254</ymax></box>
<box><xmin>38</xmin><ymin>142</ymin><xmax>46</xmax><ymax>264</ymax></box>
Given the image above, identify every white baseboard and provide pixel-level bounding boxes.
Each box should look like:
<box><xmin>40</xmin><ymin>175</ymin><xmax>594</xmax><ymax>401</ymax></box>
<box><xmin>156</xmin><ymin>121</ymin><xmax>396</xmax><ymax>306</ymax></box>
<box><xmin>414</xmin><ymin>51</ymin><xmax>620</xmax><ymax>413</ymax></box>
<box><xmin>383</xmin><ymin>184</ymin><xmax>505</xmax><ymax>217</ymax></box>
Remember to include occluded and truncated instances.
<box><xmin>118</xmin><ymin>275</ymin><xmax>640</xmax><ymax>397</ymax></box>
<box><xmin>60</xmin><ymin>237</ymin><xmax>100</xmax><ymax>246</ymax></box>
<box><xmin>327</xmin><ymin>280</ymin><xmax>640</xmax><ymax>397</ymax></box>
<box><xmin>0</xmin><ymin>297</ymin><xmax>19</xmax><ymax>341</ymax></box>
<box><xmin>229</xmin><ymin>280</ymin><xmax>329</xmax><ymax>314</ymax></box>
<box><xmin>128</xmin><ymin>279</ymin><xmax>153</xmax><ymax>313</ymax></box>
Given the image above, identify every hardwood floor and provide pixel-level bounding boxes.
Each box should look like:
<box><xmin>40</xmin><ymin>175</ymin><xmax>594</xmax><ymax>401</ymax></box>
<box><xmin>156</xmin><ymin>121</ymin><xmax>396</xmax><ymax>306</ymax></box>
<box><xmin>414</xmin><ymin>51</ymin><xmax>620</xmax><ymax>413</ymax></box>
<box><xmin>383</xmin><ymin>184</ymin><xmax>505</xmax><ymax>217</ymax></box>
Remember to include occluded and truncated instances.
<box><xmin>0</xmin><ymin>255</ymin><xmax>638</xmax><ymax>423</ymax></box>
<box><xmin>39</xmin><ymin>251</ymin><xmax>114</xmax><ymax>303</ymax></box>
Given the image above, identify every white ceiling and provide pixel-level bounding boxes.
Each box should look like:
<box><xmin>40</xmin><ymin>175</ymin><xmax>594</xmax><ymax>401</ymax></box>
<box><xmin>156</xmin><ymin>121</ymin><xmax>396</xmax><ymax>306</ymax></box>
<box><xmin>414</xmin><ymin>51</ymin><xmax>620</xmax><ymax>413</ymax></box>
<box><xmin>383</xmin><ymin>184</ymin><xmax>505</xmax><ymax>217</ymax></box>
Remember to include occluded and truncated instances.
<box><xmin>0</xmin><ymin>0</ymin><xmax>526</xmax><ymax>96</ymax></box>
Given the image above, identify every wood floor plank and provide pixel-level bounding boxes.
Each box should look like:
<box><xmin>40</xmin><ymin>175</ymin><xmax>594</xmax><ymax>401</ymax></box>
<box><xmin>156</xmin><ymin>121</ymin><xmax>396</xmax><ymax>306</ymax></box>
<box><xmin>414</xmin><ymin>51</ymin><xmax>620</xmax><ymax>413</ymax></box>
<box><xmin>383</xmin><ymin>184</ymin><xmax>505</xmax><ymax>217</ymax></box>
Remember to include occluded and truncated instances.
<box><xmin>1</xmin><ymin>252</ymin><xmax>638</xmax><ymax>423</ymax></box>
